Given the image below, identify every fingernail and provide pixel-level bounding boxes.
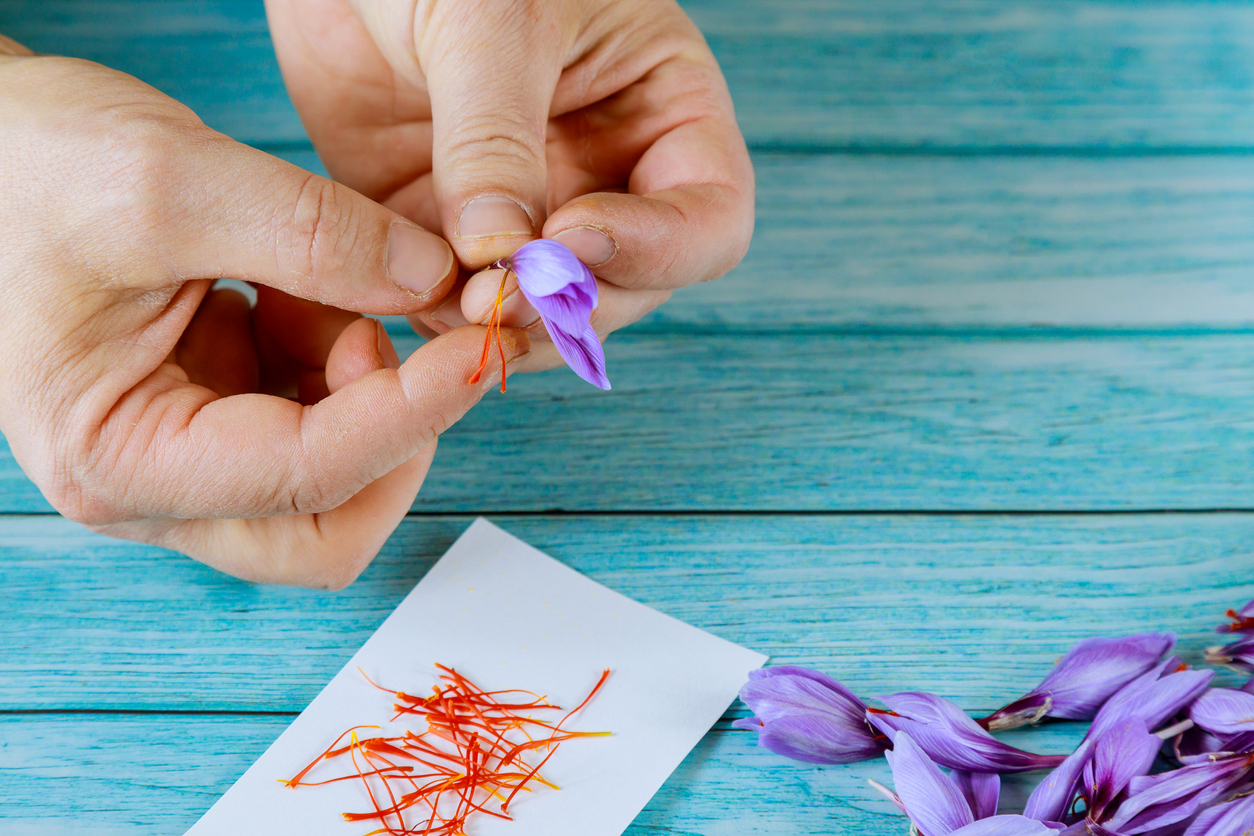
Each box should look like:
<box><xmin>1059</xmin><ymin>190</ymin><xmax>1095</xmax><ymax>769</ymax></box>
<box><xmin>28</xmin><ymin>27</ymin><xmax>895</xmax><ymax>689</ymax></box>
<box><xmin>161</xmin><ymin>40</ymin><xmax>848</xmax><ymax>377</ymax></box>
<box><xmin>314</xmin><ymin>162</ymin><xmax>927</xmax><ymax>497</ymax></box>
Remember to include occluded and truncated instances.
<box><xmin>554</xmin><ymin>226</ymin><xmax>616</xmax><ymax>266</ymax></box>
<box><xmin>388</xmin><ymin>223</ymin><xmax>454</xmax><ymax>297</ymax></box>
<box><xmin>458</xmin><ymin>196</ymin><xmax>533</xmax><ymax>239</ymax></box>
<box><xmin>430</xmin><ymin>297</ymin><xmax>469</xmax><ymax>329</ymax></box>
<box><xmin>498</xmin><ymin>290</ymin><xmax>541</xmax><ymax>328</ymax></box>
<box><xmin>374</xmin><ymin>320</ymin><xmax>401</xmax><ymax>370</ymax></box>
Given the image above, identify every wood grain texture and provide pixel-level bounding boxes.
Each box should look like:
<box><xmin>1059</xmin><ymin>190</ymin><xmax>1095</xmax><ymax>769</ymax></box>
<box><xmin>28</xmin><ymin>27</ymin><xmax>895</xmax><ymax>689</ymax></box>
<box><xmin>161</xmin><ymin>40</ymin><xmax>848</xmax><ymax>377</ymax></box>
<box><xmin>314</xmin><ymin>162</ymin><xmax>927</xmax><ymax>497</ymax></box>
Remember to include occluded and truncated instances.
<box><xmin>6</xmin><ymin>0</ymin><xmax>1254</xmax><ymax>150</ymax></box>
<box><xmin>0</xmin><ymin>713</ymin><xmax>1094</xmax><ymax>835</ymax></box>
<box><xmin>7</xmin><ymin>333</ymin><xmax>1254</xmax><ymax>514</ymax></box>
<box><xmin>2</xmin><ymin>514</ymin><xmax>1250</xmax><ymax>712</ymax></box>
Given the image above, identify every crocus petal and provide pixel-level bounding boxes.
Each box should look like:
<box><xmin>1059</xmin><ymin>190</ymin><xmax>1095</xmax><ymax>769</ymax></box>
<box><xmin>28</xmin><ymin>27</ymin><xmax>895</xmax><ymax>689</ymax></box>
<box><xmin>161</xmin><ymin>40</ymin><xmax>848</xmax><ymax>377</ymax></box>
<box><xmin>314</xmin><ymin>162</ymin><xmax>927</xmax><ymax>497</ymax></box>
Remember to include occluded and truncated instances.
<box><xmin>509</xmin><ymin>239</ymin><xmax>598</xmax><ymax>303</ymax></box>
<box><xmin>752</xmin><ymin>713</ymin><xmax>886</xmax><ymax>764</ymax></box>
<box><xmin>547</xmin><ymin>322</ymin><xmax>610</xmax><ymax>390</ymax></box>
<box><xmin>981</xmin><ymin>694</ymin><xmax>1053</xmax><ymax>732</ymax></box>
<box><xmin>952</xmin><ymin>770</ymin><xmax>1001</xmax><ymax>821</ymax></box>
<box><xmin>981</xmin><ymin>634</ymin><xmax>1175</xmax><ymax>729</ymax></box>
<box><xmin>740</xmin><ymin>672</ymin><xmax>867</xmax><ymax>725</ymax></box>
<box><xmin>1206</xmin><ymin>636</ymin><xmax>1254</xmax><ymax>674</ymax></box>
<box><xmin>1189</xmin><ymin>688</ymin><xmax>1254</xmax><ymax>738</ymax></box>
<box><xmin>1108</xmin><ymin>753</ymin><xmax>1254</xmax><ymax>834</ymax></box>
<box><xmin>873</xmin><ymin>693</ymin><xmax>1067</xmax><ymax>773</ymax></box>
<box><xmin>1082</xmin><ymin>718</ymin><xmax>1161</xmax><ymax>822</ymax></box>
<box><xmin>1217</xmin><ymin>599</ymin><xmax>1254</xmax><ymax>634</ymax></box>
<box><xmin>1089</xmin><ymin>666</ymin><xmax>1214</xmax><ymax>739</ymax></box>
<box><xmin>1024</xmin><ymin>737</ymin><xmax>1097</xmax><ymax>822</ymax></box>
<box><xmin>949</xmin><ymin>816</ymin><xmax>1065</xmax><ymax>836</ymax></box>
<box><xmin>885</xmin><ymin>731</ymin><xmax>975</xmax><ymax>836</ymax></box>
<box><xmin>1181</xmin><ymin>793</ymin><xmax>1254</xmax><ymax>836</ymax></box>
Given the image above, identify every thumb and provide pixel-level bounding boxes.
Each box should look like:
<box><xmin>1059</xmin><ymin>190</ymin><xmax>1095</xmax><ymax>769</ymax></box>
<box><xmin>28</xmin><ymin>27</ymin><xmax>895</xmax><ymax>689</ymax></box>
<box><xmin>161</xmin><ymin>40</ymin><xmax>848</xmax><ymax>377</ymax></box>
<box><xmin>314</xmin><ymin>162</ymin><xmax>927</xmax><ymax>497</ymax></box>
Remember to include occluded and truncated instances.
<box><xmin>152</xmin><ymin>136</ymin><xmax>458</xmax><ymax>315</ymax></box>
<box><xmin>420</xmin><ymin>0</ymin><xmax>562</xmax><ymax>267</ymax></box>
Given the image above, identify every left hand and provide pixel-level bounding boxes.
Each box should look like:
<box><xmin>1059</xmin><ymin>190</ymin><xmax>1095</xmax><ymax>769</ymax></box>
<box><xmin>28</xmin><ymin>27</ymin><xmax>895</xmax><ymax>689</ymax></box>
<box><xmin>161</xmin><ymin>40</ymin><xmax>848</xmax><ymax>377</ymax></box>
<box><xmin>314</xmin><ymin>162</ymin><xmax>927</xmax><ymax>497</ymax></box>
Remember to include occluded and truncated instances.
<box><xmin>265</xmin><ymin>0</ymin><xmax>755</xmax><ymax>373</ymax></box>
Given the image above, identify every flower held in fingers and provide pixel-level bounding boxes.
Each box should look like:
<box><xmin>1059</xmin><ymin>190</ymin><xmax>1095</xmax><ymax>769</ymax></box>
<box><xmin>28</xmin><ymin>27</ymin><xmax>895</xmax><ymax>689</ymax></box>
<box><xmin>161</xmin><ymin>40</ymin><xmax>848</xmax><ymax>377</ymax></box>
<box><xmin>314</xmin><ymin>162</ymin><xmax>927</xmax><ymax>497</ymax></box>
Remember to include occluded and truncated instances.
<box><xmin>471</xmin><ymin>239</ymin><xmax>610</xmax><ymax>392</ymax></box>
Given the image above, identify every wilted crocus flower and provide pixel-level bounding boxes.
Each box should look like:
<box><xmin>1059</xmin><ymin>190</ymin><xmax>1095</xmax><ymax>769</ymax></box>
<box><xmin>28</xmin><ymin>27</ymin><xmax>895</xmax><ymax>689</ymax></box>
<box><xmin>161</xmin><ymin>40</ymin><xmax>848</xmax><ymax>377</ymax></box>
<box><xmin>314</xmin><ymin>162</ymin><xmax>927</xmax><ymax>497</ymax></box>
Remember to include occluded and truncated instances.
<box><xmin>470</xmin><ymin>238</ymin><xmax>610</xmax><ymax>391</ymax></box>
<box><xmin>734</xmin><ymin>666</ymin><xmax>887</xmax><ymax>764</ymax></box>
<box><xmin>1179</xmin><ymin>792</ymin><xmax>1254</xmax><ymax>836</ymax></box>
<box><xmin>1082</xmin><ymin>719</ymin><xmax>1163</xmax><ymax>826</ymax></box>
<box><xmin>1205</xmin><ymin>636</ymin><xmax>1254</xmax><ymax>674</ymax></box>
<box><xmin>978</xmin><ymin>634</ymin><xmax>1175</xmax><ymax>731</ymax></box>
<box><xmin>873</xmin><ymin>732</ymin><xmax>1063</xmax><ymax>836</ymax></box>
<box><xmin>1217</xmin><ymin>600</ymin><xmax>1254</xmax><ymax>634</ymax></box>
<box><xmin>867</xmin><ymin>692</ymin><xmax>1068</xmax><ymax>773</ymax></box>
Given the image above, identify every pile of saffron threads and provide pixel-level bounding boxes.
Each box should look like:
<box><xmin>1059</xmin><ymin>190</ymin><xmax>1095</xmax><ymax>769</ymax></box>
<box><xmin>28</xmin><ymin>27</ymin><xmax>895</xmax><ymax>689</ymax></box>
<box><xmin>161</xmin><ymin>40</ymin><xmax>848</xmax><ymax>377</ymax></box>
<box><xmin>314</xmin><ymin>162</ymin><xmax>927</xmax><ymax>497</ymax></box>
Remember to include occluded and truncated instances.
<box><xmin>282</xmin><ymin>664</ymin><xmax>611</xmax><ymax>836</ymax></box>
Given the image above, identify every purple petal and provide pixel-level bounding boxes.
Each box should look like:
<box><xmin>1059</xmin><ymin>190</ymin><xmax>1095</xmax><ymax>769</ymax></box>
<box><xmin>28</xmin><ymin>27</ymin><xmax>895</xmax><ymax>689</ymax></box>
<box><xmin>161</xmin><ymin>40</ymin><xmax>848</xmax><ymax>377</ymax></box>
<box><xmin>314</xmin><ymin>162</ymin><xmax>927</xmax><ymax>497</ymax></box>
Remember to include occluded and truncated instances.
<box><xmin>748</xmin><ymin>665</ymin><xmax>866</xmax><ymax>704</ymax></box>
<box><xmin>885</xmin><ymin>731</ymin><xmax>975</xmax><ymax>836</ymax></box>
<box><xmin>509</xmin><ymin>239</ymin><xmax>598</xmax><ymax>303</ymax></box>
<box><xmin>1189</xmin><ymin>688</ymin><xmax>1254</xmax><ymax>737</ymax></box>
<box><xmin>949</xmin><ymin>817</ymin><xmax>1065</xmax><ymax>836</ymax></box>
<box><xmin>1181</xmin><ymin>793</ymin><xmax>1254</xmax><ymax>836</ymax></box>
<box><xmin>1024</xmin><ymin>738</ymin><xmax>1097</xmax><ymax>822</ymax></box>
<box><xmin>1218</xmin><ymin>600</ymin><xmax>1254</xmax><ymax>634</ymax></box>
<box><xmin>546</xmin><ymin>322</ymin><xmax>610</xmax><ymax>390</ymax></box>
<box><xmin>869</xmin><ymin>710</ymin><xmax>1066</xmax><ymax>774</ymax></box>
<box><xmin>753</xmin><ymin>713</ymin><xmax>886</xmax><ymax>764</ymax></box>
<box><xmin>1082</xmin><ymin>719</ymin><xmax>1160</xmax><ymax>822</ymax></box>
<box><xmin>953</xmin><ymin>770</ymin><xmax>1001</xmax><ymax>820</ymax></box>
<box><xmin>1206</xmin><ymin>636</ymin><xmax>1254</xmax><ymax>674</ymax></box>
<box><xmin>876</xmin><ymin>693</ymin><xmax>1067</xmax><ymax>773</ymax></box>
<box><xmin>740</xmin><ymin>672</ymin><xmax>867</xmax><ymax>724</ymax></box>
<box><xmin>1090</xmin><ymin>667</ymin><xmax>1215</xmax><ymax>739</ymax></box>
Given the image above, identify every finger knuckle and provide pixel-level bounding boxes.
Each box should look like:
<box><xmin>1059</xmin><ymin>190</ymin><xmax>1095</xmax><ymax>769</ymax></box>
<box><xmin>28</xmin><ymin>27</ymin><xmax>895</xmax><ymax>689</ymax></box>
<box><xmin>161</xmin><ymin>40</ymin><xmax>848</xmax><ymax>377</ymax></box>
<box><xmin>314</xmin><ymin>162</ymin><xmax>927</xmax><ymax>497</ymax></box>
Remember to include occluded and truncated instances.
<box><xmin>446</xmin><ymin>114</ymin><xmax>546</xmax><ymax>171</ymax></box>
<box><xmin>282</xmin><ymin>175</ymin><xmax>365</xmax><ymax>295</ymax></box>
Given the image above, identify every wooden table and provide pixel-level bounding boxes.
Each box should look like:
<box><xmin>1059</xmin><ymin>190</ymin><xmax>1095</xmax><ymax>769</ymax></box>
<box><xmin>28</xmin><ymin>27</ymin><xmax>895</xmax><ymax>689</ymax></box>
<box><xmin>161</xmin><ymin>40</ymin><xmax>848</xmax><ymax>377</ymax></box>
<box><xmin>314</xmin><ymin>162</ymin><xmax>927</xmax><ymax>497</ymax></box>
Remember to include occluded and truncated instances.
<box><xmin>3</xmin><ymin>1</ymin><xmax>1254</xmax><ymax>833</ymax></box>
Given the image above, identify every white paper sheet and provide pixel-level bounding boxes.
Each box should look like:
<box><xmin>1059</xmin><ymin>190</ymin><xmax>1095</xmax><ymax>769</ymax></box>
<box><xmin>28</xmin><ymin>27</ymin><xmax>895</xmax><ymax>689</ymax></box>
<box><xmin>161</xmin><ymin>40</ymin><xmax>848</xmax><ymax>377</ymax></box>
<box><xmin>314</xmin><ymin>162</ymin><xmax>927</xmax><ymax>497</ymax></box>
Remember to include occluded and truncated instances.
<box><xmin>187</xmin><ymin>518</ymin><xmax>767</xmax><ymax>836</ymax></box>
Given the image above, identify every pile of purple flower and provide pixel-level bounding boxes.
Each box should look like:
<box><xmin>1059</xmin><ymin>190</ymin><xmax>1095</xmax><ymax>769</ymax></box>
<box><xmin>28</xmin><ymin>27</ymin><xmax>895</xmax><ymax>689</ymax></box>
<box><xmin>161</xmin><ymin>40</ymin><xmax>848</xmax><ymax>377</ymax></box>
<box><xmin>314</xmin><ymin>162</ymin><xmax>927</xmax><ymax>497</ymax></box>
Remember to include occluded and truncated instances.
<box><xmin>736</xmin><ymin>601</ymin><xmax>1254</xmax><ymax>836</ymax></box>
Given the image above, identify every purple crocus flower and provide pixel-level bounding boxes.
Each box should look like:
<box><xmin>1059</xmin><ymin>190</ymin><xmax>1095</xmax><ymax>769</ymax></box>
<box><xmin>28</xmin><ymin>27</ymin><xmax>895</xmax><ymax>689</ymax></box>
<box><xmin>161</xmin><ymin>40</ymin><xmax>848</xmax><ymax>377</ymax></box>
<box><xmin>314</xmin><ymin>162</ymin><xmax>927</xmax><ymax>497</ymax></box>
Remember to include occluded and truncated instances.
<box><xmin>978</xmin><ymin>634</ymin><xmax>1176</xmax><ymax>731</ymax></box>
<box><xmin>734</xmin><ymin>666</ymin><xmax>887</xmax><ymax>764</ymax></box>
<box><xmin>505</xmin><ymin>239</ymin><xmax>610</xmax><ymax>390</ymax></box>
<box><xmin>1205</xmin><ymin>636</ymin><xmax>1254</xmax><ymax>675</ymax></box>
<box><xmin>874</xmin><ymin>732</ymin><xmax>1063</xmax><ymax>836</ymax></box>
<box><xmin>1217</xmin><ymin>600</ymin><xmax>1254</xmax><ymax>634</ymax></box>
<box><xmin>868</xmin><ymin>692</ymin><xmax>1068</xmax><ymax>773</ymax></box>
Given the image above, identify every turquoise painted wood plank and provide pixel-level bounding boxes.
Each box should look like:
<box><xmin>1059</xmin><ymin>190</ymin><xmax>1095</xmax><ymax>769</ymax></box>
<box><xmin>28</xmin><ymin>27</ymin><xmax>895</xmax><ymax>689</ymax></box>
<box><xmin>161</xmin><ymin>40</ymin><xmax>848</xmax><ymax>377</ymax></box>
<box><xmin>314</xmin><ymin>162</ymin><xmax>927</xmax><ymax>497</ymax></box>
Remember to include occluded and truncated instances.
<box><xmin>6</xmin><ymin>1</ymin><xmax>1254</xmax><ymax>150</ymax></box>
<box><xmin>0</xmin><ymin>713</ymin><xmax>1090</xmax><ymax>836</ymax></box>
<box><xmin>2</xmin><ymin>513</ymin><xmax>1250</xmax><ymax>712</ymax></box>
<box><xmin>8</xmin><ymin>333</ymin><xmax>1254</xmax><ymax>514</ymax></box>
<box><xmin>259</xmin><ymin>151</ymin><xmax>1254</xmax><ymax>333</ymax></box>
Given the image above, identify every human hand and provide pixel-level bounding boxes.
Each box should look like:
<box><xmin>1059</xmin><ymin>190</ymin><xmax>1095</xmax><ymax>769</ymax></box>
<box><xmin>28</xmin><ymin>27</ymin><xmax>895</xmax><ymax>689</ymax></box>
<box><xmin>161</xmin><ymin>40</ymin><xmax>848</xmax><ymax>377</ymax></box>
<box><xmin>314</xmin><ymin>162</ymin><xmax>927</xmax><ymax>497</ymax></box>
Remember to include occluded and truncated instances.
<box><xmin>0</xmin><ymin>53</ymin><xmax>528</xmax><ymax>587</ymax></box>
<box><xmin>265</xmin><ymin>0</ymin><xmax>754</xmax><ymax>373</ymax></box>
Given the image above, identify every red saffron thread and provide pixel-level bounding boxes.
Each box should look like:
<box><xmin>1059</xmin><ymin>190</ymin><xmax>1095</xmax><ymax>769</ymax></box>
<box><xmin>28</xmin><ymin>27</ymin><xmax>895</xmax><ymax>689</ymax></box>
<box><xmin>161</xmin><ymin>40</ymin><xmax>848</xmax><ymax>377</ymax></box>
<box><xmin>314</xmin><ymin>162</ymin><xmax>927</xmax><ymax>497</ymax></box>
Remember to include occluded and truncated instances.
<box><xmin>283</xmin><ymin>664</ymin><xmax>610</xmax><ymax>835</ymax></box>
<box><xmin>467</xmin><ymin>270</ymin><xmax>512</xmax><ymax>393</ymax></box>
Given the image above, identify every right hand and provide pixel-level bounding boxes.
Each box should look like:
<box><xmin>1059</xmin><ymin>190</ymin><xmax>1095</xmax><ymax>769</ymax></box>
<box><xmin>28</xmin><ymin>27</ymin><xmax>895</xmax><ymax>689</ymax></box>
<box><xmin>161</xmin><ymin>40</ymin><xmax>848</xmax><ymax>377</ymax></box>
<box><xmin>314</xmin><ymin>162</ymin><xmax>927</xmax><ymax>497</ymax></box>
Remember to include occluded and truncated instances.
<box><xmin>0</xmin><ymin>52</ymin><xmax>529</xmax><ymax>588</ymax></box>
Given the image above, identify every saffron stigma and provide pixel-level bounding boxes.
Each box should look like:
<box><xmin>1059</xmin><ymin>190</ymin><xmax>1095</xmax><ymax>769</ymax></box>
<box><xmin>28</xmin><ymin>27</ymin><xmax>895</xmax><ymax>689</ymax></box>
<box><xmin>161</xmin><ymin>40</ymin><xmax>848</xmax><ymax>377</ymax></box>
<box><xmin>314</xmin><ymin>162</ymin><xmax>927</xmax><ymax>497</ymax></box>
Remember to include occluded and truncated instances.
<box><xmin>283</xmin><ymin>664</ymin><xmax>611</xmax><ymax>836</ymax></box>
<box><xmin>467</xmin><ymin>269</ymin><xmax>511</xmax><ymax>393</ymax></box>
